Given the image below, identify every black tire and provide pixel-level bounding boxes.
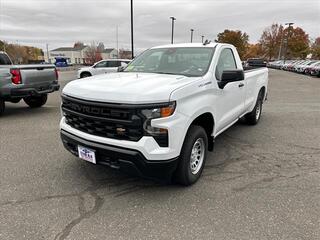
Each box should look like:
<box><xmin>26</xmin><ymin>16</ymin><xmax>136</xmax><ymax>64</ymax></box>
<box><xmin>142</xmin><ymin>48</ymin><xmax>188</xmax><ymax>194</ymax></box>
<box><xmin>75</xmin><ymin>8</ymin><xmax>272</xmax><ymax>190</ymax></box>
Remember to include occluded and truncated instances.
<box><xmin>24</xmin><ymin>94</ymin><xmax>48</xmax><ymax>108</ymax></box>
<box><xmin>244</xmin><ymin>90</ymin><xmax>264</xmax><ymax>125</ymax></box>
<box><xmin>174</xmin><ymin>125</ymin><xmax>208</xmax><ymax>186</ymax></box>
<box><xmin>80</xmin><ymin>72</ymin><xmax>91</xmax><ymax>78</ymax></box>
<box><xmin>0</xmin><ymin>99</ymin><xmax>5</xmax><ymax>116</ymax></box>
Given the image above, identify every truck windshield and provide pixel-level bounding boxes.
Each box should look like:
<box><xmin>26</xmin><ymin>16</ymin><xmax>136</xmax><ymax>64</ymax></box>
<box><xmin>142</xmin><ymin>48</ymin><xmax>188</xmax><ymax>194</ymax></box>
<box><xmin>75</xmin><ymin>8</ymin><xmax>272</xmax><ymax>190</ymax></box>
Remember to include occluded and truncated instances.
<box><xmin>124</xmin><ymin>47</ymin><xmax>215</xmax><ymax>77</ymax></box>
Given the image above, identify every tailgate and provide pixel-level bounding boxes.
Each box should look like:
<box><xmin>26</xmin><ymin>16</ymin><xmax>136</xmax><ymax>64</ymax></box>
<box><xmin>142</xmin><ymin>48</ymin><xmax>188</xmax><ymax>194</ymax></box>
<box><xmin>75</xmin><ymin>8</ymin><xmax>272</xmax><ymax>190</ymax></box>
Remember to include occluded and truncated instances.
<box><xmin>17</xmin><ymin>64</ymin><xmax>57</xmax><ymax>85</ymax></box>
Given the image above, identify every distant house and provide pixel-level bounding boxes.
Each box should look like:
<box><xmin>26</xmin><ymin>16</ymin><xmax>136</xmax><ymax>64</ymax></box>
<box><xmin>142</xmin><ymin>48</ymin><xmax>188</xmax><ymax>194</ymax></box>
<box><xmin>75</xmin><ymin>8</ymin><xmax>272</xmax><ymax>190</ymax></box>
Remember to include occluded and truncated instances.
<box><xmin>119</xmin><ymin>50</ymin><xmax>133</xmax><ymax>59</ymax></box>
<box><xmin>46</xmin><ymin>46</ymin><xmax>89</xmax><ymax>64</ymax></box>
<box><xmin>101</xmin><ymin>48</ymin><xmax>118</xmax><ymax>59</ymax></box>
<box><xmin>46</xmin><ymin>46</ymin><xmax>121</xmax><ymax>65</ymax></box>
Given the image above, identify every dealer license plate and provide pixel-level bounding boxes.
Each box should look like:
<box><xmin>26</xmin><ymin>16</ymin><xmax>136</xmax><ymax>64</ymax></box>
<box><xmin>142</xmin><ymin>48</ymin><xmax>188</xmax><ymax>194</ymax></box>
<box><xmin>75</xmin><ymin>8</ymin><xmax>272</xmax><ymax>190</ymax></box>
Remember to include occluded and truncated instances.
<box><xmin>78</xmin><ymin>146</ymin><xmax>96</xmax><ymax>164</ymax></box>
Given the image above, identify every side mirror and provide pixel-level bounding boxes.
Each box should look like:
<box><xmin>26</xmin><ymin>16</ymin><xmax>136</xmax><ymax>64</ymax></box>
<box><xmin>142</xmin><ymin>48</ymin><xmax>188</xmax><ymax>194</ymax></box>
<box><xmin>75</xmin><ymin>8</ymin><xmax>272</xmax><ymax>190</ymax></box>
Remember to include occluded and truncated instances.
<box><xmin>118</xmin><ymin>62</ymin><xmax>128</xmax><ymax>72</ymax></box>
<box><xmin>218</xmin><ymin>70</ymin><xmax>244</xmax><ymax>89</ymax></box>
<box><xmin>117</xmin><ymin>66</ymin><xmax>125</xmax><ymax>72</ymax></box>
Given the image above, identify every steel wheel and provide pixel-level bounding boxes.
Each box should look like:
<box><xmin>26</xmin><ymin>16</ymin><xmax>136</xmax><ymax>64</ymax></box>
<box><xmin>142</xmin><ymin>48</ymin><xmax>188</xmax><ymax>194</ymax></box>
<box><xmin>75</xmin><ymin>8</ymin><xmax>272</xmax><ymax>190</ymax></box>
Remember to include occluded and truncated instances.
<box><xmin>255</xmin><ymin>100</ymin><xmax>262</xmax><ymax>121</ymax></box>
<box><xmin>190</xmin><ymin>138</ymin><xmax>205</xmax><ymax>175</ymax></box>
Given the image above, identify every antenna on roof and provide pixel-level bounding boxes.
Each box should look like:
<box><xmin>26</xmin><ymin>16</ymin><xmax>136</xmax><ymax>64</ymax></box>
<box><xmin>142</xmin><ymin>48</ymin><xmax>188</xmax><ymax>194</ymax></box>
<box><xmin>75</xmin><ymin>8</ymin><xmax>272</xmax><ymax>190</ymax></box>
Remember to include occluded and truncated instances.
<box><xmin>203</xmin><ymin>40</ymin><xmax>211</xmax><ymax>46</ymax></box>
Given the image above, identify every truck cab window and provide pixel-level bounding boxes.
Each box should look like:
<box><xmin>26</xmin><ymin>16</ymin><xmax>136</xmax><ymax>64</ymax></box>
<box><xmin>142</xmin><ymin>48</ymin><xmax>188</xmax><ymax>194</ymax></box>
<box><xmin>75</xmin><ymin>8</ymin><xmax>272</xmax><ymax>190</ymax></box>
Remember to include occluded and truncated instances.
<box><xmin>94</xmin><ymin>61</ymin><xmax>107</xmax><ymax>68</ymax></box>
<box><xmin>0</xmin><ymin>53</ymin><xmax>12</xmax><ymax>65</ymax></box>
<box><xmin>215</xmin><ymin>48</ymin><xmax>237</xmax><ymax>81</ymax></box>
<box><xmin>107</xmin><ymin>61</ymin><xmax>121</xmax><ymax>67</ymax></box>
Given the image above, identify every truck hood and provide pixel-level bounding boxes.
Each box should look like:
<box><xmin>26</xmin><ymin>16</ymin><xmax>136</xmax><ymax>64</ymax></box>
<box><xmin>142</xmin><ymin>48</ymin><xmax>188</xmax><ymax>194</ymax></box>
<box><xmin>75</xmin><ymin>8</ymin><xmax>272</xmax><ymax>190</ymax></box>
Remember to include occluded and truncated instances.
<box><xmin>63</xmin><ymin>72</ymin><xmax>199</xmax><ymax>104</ymax></box>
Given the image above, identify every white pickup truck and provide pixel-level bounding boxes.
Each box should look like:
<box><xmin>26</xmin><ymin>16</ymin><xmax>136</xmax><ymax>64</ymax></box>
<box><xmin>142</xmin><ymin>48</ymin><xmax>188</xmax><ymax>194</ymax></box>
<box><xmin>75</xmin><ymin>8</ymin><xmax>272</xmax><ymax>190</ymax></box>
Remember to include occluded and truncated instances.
<box><xmin>77</xmin><ymin>59</ymin><xmax>131</xmax><ymax>78</ymax></box>
<box><xmin>60</xmin><ymin>43</ymin><xmax>268</xmax><ymax>185</ymax></box>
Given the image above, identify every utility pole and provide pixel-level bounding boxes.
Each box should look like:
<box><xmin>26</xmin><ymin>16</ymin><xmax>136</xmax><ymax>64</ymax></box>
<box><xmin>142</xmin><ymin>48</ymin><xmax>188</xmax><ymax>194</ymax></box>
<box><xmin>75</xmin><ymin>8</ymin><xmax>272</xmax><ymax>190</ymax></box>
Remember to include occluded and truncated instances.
<box><xmin>116</xmin><ymin>25</ymin><xmax>119</xmax><ymax>58</ymax></box>
<box><xmin>190</xmin><ymin>29</ymin><xmax>194</xmax><ymax>43</ymax></box>
<box><xmin>283</xmin><ymin>22</ymin><xmax>294</xmax><ymax>64</ymax></box>
<box><xmin>46</xmin><ymin>43</ymin><xmax>50</xmax><ymax>63</ymax></box>
<box><xmin>201</xmin><ymin>35</ymin><xmax>204</xmax><ymax>43</ymax></box>
<box><xmin>130</xmin><ymin>0</ymin><xmax>134</xmax><ymax>59</ymax></box>
<box><xmin>170</xmin><ymin>17</ymin><xmax>176</xmax><ymax>44</ymax></box>
<box><xmin>16</xmin><ymin>40</ymin><xmax>21</xmax><ymax>64</ymax></box>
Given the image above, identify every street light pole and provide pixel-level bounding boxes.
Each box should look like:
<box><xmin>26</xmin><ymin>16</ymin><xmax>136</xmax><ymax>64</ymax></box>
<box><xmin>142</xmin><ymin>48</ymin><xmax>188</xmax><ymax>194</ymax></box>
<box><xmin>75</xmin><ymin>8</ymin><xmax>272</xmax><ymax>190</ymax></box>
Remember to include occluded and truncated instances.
<box><xmin>201</xmin><ymin>35</ymin><xmax>204</xmax><ymax>43</ymax></box>
<box><xmin>283</xmin><ymin>22</ymin><xmax>294</xmax><ymax>64</ymax></box>
<box><xmin>190</xmin><ymin>29</ymin><xmax>194</xmax><ymax>43</ymax></box>
<box><xmin>170</xmin><ymin>17</ymin><xmax>176</xmax><ymax>44</ymax></box>
<box><xmin>278</xmin><ymin>30</ymin><xmax>284</xmax><ymax>60</ymax></box>
<box><xmin>130</xmin><ymin>0</ymin><xmax>134</xmax><ymax>59</ymax></box>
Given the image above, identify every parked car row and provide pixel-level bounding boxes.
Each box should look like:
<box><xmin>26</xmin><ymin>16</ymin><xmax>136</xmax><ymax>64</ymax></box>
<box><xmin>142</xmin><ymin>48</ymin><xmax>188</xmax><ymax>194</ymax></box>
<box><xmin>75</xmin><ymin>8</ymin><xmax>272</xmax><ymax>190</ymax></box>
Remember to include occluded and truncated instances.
<box><xmin>268</xmin><ymin>59</ymin><xmax>320</xmax><ymax>77</ymax></box>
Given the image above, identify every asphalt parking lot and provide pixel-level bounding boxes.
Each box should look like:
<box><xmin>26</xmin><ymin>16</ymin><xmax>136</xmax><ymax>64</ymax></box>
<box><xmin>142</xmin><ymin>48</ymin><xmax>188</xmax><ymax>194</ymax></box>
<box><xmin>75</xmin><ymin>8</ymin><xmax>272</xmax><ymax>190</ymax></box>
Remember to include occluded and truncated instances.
<box><xmin>0</xmin><ymin>69</ymin><xmax>319</xmax><ymax>240</ymax></box>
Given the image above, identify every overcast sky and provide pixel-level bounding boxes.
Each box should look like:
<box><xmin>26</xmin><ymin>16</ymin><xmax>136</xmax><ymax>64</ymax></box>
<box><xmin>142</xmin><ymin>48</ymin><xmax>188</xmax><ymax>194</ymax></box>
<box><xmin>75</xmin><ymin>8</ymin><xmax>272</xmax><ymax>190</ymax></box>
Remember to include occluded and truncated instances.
<box><xmin>0</xmin><ymin>0</ymin><xmax>319</xmax><ymax>52</ymax></box>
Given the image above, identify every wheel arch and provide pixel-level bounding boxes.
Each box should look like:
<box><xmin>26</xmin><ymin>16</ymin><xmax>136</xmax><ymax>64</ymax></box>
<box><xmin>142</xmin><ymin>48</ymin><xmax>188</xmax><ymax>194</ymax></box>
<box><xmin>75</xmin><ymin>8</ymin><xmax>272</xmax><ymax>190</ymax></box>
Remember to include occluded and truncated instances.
<box><xmin>260</xmin><ymin>86</ymin><xmax>266</xmax><ymax>100</ymax></box>
<box><xmin>189</xmin><ymin>112</ymin><xmax>215</xmax><ymax>151</ymax></box>
<box><xmin>80</xmin><ymin>71</ymin><xmax>92</xmax><ymax>78</ymax></box>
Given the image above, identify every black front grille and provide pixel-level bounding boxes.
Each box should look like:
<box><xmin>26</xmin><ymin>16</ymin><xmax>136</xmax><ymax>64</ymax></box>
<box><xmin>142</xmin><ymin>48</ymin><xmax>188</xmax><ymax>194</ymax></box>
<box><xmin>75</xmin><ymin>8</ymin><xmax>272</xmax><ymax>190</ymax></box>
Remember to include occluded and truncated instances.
<box><xmin>62</xmin><ymin>96</ymin><xmax>144</xmax><ymax>141</ymax></box>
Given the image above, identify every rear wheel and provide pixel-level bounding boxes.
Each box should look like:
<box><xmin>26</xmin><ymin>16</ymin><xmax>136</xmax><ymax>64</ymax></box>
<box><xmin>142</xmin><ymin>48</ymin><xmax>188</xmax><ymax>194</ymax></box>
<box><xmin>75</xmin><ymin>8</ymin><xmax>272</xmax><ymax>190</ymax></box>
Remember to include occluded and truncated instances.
<box><xmin>80</xmin><ymin>72</ymin><xmax>91</xmax><ymax>78</ymax></box>
<box><xmin>24</xmin><ymin>94</ymin><xmax>48</xmax><ymax>108</ymax></box>
<box><xmin>244</xmin><ymin>90</ymin><xmax>263</xmax><ymax>125</ymax></box>
<box><xmin>0</xmin><ymin>99</ymin><xmax>5</xmax><ymax>116</ymax></box>
<box><xmin>174</xmin><ymin>125</ymin><xmax>208</xmax><ymax>186</ymax></box>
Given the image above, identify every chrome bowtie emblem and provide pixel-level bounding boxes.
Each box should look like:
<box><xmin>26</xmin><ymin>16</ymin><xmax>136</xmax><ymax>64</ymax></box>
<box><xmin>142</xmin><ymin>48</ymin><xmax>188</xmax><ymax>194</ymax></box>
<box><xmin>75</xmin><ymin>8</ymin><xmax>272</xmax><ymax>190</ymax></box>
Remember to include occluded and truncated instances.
<box><xmin>116</xmin><ymin>128</ymin><xmax>126</xmax><ymax>135</ymax></box>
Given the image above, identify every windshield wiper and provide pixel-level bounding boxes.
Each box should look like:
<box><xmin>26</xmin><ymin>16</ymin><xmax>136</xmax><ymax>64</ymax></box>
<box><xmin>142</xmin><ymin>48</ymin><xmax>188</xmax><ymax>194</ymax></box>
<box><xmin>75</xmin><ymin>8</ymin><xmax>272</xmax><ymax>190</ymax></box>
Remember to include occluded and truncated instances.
<box><xmin>155</xmin><ymin>72</ymin><xmax>186</xmax><ymax>76</ymax></box>
<box><xmin>123</xmin><ymin>71</ymin><xmax>195</xmax><ymax>77</ymax></box>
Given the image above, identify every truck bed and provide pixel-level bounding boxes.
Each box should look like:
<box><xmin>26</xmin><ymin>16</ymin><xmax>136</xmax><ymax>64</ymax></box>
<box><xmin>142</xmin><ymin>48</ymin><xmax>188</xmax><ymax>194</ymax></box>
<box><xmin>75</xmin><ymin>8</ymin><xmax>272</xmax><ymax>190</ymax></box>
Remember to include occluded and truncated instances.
<box><xmin>0</xmin><ymin>63</ymin><xmax>59</xmax><ymax>100</ymax></box>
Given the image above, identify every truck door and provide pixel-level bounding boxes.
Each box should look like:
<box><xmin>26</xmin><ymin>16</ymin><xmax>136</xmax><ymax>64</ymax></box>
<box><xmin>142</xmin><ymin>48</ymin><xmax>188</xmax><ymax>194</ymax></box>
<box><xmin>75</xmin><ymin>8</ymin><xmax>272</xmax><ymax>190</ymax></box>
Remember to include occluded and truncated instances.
<box><xmin>215</xmin><ymin>48</ymin><xmax>246</xmax><ymax>132</ymax></box>
<box><xmin>93</xmin><ymin>60</ymin><xmax>108</xmax><ymax>75</ymax></box>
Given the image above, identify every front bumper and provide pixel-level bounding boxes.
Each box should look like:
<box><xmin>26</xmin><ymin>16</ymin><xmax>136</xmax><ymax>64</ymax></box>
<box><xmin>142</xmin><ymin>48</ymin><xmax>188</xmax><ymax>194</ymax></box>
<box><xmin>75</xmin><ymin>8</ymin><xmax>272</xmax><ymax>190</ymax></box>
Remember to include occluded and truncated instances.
<box><xmin>61</xmin><ymin>130</ymin><xmax>179</xmax><ymax>181</ymax></box>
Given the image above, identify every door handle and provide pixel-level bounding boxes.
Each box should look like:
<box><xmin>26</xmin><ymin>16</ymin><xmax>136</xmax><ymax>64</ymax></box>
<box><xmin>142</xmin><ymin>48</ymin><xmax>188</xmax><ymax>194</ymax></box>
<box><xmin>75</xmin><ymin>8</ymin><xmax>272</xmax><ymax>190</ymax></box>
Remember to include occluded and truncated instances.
<box><xmin>238</xmin><ymin>83</ymin><xmax>244</xmax><ymax>88</ymax></box>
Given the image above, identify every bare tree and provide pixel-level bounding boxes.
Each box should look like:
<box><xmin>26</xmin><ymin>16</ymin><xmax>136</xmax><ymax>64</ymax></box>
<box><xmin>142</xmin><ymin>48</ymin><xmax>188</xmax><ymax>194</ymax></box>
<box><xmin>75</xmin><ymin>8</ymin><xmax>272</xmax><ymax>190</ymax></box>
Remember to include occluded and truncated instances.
<box><xmin>84</xmin><ymin>42</ymin><xmax>102</xmax><ymax>65</ymax></box>
<box><xmin>73</xmin><ymin>41</ymin><xmax>84</xmax><ymax>49</ymax></box>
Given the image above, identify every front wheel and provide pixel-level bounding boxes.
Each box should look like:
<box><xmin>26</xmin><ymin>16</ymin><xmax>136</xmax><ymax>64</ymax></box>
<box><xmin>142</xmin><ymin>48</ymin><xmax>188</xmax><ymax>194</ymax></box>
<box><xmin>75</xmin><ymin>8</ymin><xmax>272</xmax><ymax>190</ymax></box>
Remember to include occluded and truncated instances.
<box><xmin>174</xmin><ymin>125</ymin><xmax>208</xmax><ymax>186</ymax></box>
<box><xmin>24</xmin><ymin>94</ymin><xmax>48</xmax><ymax>108</ymax></box>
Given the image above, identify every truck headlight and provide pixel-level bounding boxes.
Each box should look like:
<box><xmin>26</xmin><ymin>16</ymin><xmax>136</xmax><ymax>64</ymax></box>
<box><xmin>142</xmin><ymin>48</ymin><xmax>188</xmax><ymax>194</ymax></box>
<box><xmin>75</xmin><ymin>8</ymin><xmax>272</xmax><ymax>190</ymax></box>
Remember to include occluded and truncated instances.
<box><xmin>140</xmin><ymin>102</ymin><xmax>175</xmax><ymax>119</ymax></box>
<box><xmin>140</xmin><ymin>102</ymin><xmax>176</xmax><ymax>147</ymax></box>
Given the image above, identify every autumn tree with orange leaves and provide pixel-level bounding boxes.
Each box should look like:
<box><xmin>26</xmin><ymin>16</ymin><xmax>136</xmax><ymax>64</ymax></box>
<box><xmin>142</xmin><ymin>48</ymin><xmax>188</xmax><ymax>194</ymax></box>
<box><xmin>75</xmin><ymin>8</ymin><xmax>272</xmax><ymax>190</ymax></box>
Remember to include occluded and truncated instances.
<box><xmin>243</xmin><ymin>43</ymin><xmax>265</xmax><ymax>60</ymax></box>
<box><xmin>286</xmin><ymin>27</ymin><xmax>309</xmax><ymax>59</ymax></box>
<box><xmin>215</xmin><ymin>30</ymin><xmax>249</xmax><ymax>59</ymax></box>
<box><xmin>311</xmin><ymin>37</ymin><xmax>320</xmax><ymax>59</ymax></box>
<box><xmin>259</xmin><ymin>23</ymin><xmax>283</xmax><ymax>60</ymax></box>
<box><xmin>259</xmin><ymin>23</ymin><xmax>309</xmax><ymax>60</ymax></box>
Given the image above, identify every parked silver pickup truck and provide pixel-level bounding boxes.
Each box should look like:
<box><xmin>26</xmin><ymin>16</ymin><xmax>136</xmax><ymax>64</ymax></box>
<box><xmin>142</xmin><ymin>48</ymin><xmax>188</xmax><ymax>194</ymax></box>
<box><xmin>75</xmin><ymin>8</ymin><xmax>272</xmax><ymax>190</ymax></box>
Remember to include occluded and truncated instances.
<box><xmin>0</xmin><ymin>51</ymin><xmax>60</xmax><ymax>115</ymax></box>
